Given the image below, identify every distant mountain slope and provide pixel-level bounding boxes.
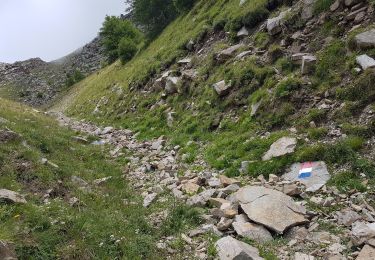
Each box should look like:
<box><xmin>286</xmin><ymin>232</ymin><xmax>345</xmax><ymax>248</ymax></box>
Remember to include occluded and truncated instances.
<box><xmin>0</xmin><ymin>36</ymin><xmax>105</xmax><ymax>107</ymax></box>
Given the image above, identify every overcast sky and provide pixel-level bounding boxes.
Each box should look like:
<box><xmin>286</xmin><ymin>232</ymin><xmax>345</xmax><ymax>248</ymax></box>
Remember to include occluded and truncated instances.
<box><xmin>0</xmin><ymin>0</ymin><xmax>125</xmax><ymax>63</ymax></box>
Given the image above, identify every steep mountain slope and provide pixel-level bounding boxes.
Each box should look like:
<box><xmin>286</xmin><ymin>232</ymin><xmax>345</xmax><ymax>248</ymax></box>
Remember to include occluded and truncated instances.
<box><xmin>0</xmin><ymin>37</ymin><xmax>105</xmax><ymax>107</ymax></box>
<box><xmin>48</xmin><ymin>0</ymin><xmax>375</xmax><ymax>257</ymax></box>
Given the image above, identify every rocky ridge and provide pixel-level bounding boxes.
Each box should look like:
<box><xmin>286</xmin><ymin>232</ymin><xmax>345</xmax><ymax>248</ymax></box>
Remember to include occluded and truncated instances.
<box><xmin>0</xmin><ymin>37</ymin><xmax>105</xmax><ymax>106</ymax></box>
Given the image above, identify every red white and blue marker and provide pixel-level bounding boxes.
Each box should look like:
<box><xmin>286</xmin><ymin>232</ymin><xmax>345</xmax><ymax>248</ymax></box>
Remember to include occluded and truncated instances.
<box><xmin>298</xmin><ymin>162</ymin><xmax>313</xmax><ymax>179</ymax></box>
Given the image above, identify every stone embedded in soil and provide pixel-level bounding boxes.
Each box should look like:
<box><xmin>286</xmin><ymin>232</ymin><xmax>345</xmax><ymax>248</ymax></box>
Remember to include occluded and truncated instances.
<box><xmin>215</xmin><ymin>236</ymin><xmax>264</xmax><ymax>260</ymax></box>
<box><xmin>0</xmin><ymin>241</ymin><xmax>17</xmax><ymax>260</ymax></box>
<box><xmin>356</xmin><ymin>54</ymin><xmax>375</xmax><ymax>70</ymax></box>
<box><xmin>357</xmin><ymin>244</ymin><xmax>375</xmax><ymax>260</ymax></box>
<box><xmin>283</xmin><ymin>161</ymin><xmax>330</xmax><ymax>192</ymax></box>
<box><xmin>232</xmin><ymin>221</ymin><xmax>273</xmax><ymax>243</ymax></box>
<box><xmin>213</xmin><ymin>80</ymin><xmax>232</xmax><ymax>97</ymax></box>
<box><xmin>0</xmin><ymin>189</ymin><xmax>27</xmax><ymax>204</ymax></box>
<box><xmin>262</xmin><ymin>137</ymin><xmax>297</xmax><ymax>161</ymax></box>
<box><xmin>336</xmin><ymin>209</ymin><xmax>362</xmax><ymax>227</ymax></box>
<box><xmin>143</xmin><ymin>193</ymin><xmax>157</xmax><ymax>207</ymax></box>
<box><xmin>235</xmin><ymin>186</ymin><xmax>307</xmax><ymax>234</ymax></box>
<box><xmin>355</xmin><ymin>29</ymin><xmax>375</xmax><ymax>49</ymax></box>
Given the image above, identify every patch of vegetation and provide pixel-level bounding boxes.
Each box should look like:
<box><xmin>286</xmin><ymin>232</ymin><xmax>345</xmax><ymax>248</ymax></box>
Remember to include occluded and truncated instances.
<box><xmin>314</xmin><ymin>0</ymin><xmax>335</xmax><ymax>14</ymax></box>
<box><xmin>315</xmin><ymin>40</ymin><xmax>346</xmax><ymax>84</ymax></box>
<box><xmin>65</xmin><ymin>69</ymin><xmax>85</xmax><ymax>87</ymax></box>
<box><xmin>307</xmin><ymin>127</ymin><xmax>328</xmax><ymax>140</ymax></box>
<box><xmin>336</xmin><ymin>70</ymin><xmax>375</xmax><ymax>105</ymax></box>
<box><xmin>275</xmin><ymin>76</ymin><xmax>301</xmax><ymax>98</ymax></box>
<box><xmin>328</xmin><ymin>171</ymin><xmax>366</xmax><ymax>192</ymax></box>
<box><xmin>100</xmin><ymin>16</ymin><xmax>143</xmax><ymax>63</ymax></box>
<box><xmin>161</xmin><ymin>204</ymin><xmax>202</xmax><ymax>235</ymax></box>
<box><xmin>254</xmin><ymin>32</ymin><xmax>270</xmax><ymax>49</ymax></box>
<box><xmin>0</xmin><ymin>98</ymin><xmax>165</xmax><ymax>259</ymax></box>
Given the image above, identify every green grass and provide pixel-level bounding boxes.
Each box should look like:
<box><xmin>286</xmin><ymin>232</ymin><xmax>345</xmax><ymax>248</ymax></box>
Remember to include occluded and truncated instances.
<box><xmin>0</xmin><ymin>98</ymin><xmax>173</xmax><ymax>259</ymax></box>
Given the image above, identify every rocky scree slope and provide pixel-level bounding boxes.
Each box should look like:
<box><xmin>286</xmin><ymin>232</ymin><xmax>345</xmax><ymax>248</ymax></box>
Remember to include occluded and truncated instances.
<box><xmin>0</xmin><ymin>37</ymin><xmax>105</xmax><ymax>107</ymax></box>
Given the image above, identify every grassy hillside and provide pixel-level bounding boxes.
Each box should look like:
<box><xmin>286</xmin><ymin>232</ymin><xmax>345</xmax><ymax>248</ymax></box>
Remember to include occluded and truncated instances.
<box><xmin>53</xmin><ymin>0</ymin><xmax>375</xmax><ymax>183</ymax></box>
<box><xmin>0</xmin><ymin>98</ymin><xmax>197</xmax><ymax>259</ymax></box>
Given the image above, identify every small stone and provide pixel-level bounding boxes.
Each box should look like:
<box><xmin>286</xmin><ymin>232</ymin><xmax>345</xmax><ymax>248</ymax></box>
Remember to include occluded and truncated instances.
<box><xmin>213</xmin><ymin>80</ymin><xmax>232</xmax><ymax>97</ymax></box>
<box><xmin>294</xmin><ymin>252</ymin><xmax>315</xmax><ymax>260</ymax></box>
<box><xmin>215</xmin><ymin>236</ymin><xmax>263</xmax><ymax>260</ymax></box>
<box><xmin>356</xmin><ymin>54</ymin><xmax>375</xmax><ymax>70</ymax></box>
<box><xmin>217</xmin><ymin>217</ymin><xmax>234</xmax><ymax>231</ymax></box>
<box><xmin>143</xmin><ymin>193</ymin><xmax>157</xmax><ymax>207</ymax></box>
<box><xmin>237</xmin><ymin>26</ymin><xmax>249</xmax><ymax>37</ymax></box>
<box><xmin>337</xmin><ymin>209</ymin><xmax>361</xmax><ymax>227</ymax></box>
<box><xmin>209</xmin><ymin>198</ymin><xmax>230</xmax><ymax>208</ymax></box>
<box><xmin>355</xmin><ymin>29</ymin><xmax>375</xmax><ymax>50</ymax></box>
<box><xmin>181</xmin><ymin>182</ymin><xmax>200</xmax><ymax>195</ymax></box>
<box><xmin>219</xmin><ymin>175</ymin><xmax>240</xmax><ymax>187</ymax></box>
<box><xmin>232</xmin><ymin>221</ymin><xmax>273</xmax><ymax>243</ymax></box>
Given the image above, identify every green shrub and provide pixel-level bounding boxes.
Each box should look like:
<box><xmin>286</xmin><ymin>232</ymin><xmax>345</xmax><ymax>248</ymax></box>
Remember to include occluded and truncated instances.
<box><xmin>275</xmin><ymin>76</ymin><xmax>301</xmax><ymax>98</ymax></box>
<box><xmin>328</xmin><ymin>171</ymin><xmax>366</xmax><ymax>192</ymax></box>
<box><xmin>100</xmin><ymin>16</ymin><xmax>143</xmax><ymax>62</ymax></box>
<box><xmin>314</xmin><ymin>0</ymin><xmax>335</xmax><ymax>14</ymax></box>
<box><xmin>268</xmin><ymin>44</ymin><xmax>283</xmax><ymax>62</ymax></box>
<box><xmin>173</xmin><ymin>0</ymin><xmax>197</xmax><ymax>13</ymax></box>
<box><xmin>307</xmin><ymin>127</ymin><xmax>328</xmax><ymax>140</ymax></box>
<box><xmin>315</xmin><ymin>40</ymin><xmax>346</xmax><ymax>82</ymax></box>
<box><xmin>118</xmin><ymin>38</ymin><xmax>138</xmax><ymax>63</ymax></box>
<box><xmin>336</xmin><ymin>70</ymin><xmax>375</xmax><ymax>104</ymax></box>
<box><xmin>254</xmin><ymin>32</ymin><xmax>270</xmax><ymax>49</ymax></box>
<box><xmin>65</xmin><ymin>69</ymin><xmax>85</xmax><ymax>87</ymax></box>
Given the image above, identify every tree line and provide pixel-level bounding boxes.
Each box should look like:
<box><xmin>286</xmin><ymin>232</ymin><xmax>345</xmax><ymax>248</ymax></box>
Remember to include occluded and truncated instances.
<box><xmin>100</xmin><ymin>0</ymin><xmax>197</xmax><ymax>64</ymax></box>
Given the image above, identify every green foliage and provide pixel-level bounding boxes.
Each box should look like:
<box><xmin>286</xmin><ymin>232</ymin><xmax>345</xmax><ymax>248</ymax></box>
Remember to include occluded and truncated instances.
<box><xmin>336</xmin><ymin>70</ymin><xmax>375</xmax><ymax>105</ymax></box>
<box><xmin>307</xmin><ymin>127</ymin><xmax>328</xmax><ymax>140</ymax></box>
<box><xmin>315</xmin><ymin>40</ymin><xmax>346</xmax><ymax>83</ymax></box>
<box><xmin>314</xmin><ymin>0</ymin><xmax>335</xmax><ymax>14</ymax></box>
<box><xmin>65</xmin><ymin>69</ymin><xmax>85</xmax><ymax>87</ymax></box>
<box><xmin>328</xmin><ymin>171</ymin><xmax>366</xmax><ymax>192</ymax></box>
<box><xmin>118</xmin><ymin>37</ymin><xmax>138</xmax><ymax>63</ymax></box>
<box><xmin>173</xmin><ymin>0</ymin><xmax>197</xmax><ymax>13</ymax></box>
<box><xmin>268</xmin><ymin>44</ymin><xmax>283</xmax><ymax>62</ymax></box>
<box><xmin>161</xmin><ymin>204</ymin><xmax>202</xmax><ymax>235</ymax></box>
<box><xmin>131</xmin><ymin>0</ymin><xmax>177</xmax><ymax>38</ymax></box>
<box><xmin>254</xmin><ymin>32</ymin><xmax>270</xmax><ymax>49</ymax></box>
<box><xmin>100</xmin><ymin>16</ymin><xmax>142</xmax><ymax>63</ymax></box>
<box><xmin>275</xmin><ymin>76</ymin><xmax>301</xmax><ymax>98</ymax></box>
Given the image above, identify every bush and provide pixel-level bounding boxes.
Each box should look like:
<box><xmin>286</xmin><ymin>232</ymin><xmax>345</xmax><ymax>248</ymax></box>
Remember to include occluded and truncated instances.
<box><xmin>314</xmin><ymin>0</ymin><xmax>335</xmax><ymax>14</ymax></box>
<box><xmin>130</xmin><ymin>0</ymin><xmax>177</xmax><ymax>38</ymax></box>
<box><xmin>118</xmin><ymin>38</ymin><xmax>138</xmax><ymax>63</ymax></box>
<box><xmin>173</xmin><ymin>0</ymin><xmax>197</xmax><ymax>13</ymax></box>
<box><xmin>100</xmin><ymin>16</ymin><xmax>142</xmax><ymax>63</ymax></box>
<box><xmin>65</xmin><ymin>69</ymin><xmax>85</xmax><ymax>87</ymax></box>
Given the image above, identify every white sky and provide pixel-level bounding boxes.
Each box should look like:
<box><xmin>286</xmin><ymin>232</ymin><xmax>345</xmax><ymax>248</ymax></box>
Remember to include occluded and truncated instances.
<box><xmin>0</xmin><ymin>0</ymin><xmax>125</xmax><ymax>63</ymax></box>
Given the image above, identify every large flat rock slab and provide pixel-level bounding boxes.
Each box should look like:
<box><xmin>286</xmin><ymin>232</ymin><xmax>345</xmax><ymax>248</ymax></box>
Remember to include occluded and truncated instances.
<box><xmin>283</xmin><ymin>161</ymin><xmax>330</xmax><ymax>192</ymax></box>
<box><xmin>215</xmin><ymin>236</ymin><xmax>264</xmax><ymax>260</ymax></box>
<box><xmin>235</xmin><ymin>186</ymin><xmax>307</xmax><ymax>234</ymax></box>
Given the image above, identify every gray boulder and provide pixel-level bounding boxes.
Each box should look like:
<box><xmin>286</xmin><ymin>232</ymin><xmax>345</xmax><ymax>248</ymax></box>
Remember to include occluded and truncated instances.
<box><xmin>216</xmin><ymin>44</ymin><xmax>244</xmax><ymax>62</ymax></box>
<box><xmin>215</xmin><ymin>236</ymin><xmax>264</xmax><ymax>260</ymax></box>
<box><xmin>235</xmin><ymin>186</ymin><xmax>307</xmax><ymax>234</ymax></box>
<box><xmin>301</xmin><ymin>55</ymin><xmax>317</xmax><ymax>75</ymax></box>
<box><xmin>267</xmin><ymin>10</ymin><xmax>290</xmax><ymax>35</ymax></box>
<box><xmin>213</xmin><ymin>80</ymin><xmax>232</xmax><ymax>97</ymax></box>
<box><xmin>355</xmin><ymin>29</ymin><xmax>375</xmax><ymax>49</ymax></box>
<box><xmin>0</xmin><ymin>189</ymin><xmax>27</xmax><ymax>204</ymax></box>
<box><xmin>356</xmin><ymin>54</ymin><xmax>375</xmax><ymax>70</ymax></box>
<box><xmin>262</xmin><ymin>137</ymin><xmax>297</xmax><ymax>161</ymax></box>
<box><xmin>232</xmin><ymin>221</ymin><xmax>273</xmax><ymax>243</ymax></box>
<box><xmin>282</xmin><ymin>161</ymin><xmax>330</xmax><ymax>192</ymax></box>
<box><xmin>357</xmin><ymin>244</ymin><xmax>375</xmax><ymax>260</ymax></box>
<box><xmin>165</xmin><ymin>77</ymin><xmax>180</xmax><ymax>95</ymax></box>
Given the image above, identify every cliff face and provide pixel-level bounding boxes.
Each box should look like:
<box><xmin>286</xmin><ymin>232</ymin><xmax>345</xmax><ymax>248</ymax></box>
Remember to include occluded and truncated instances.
<box><xmin>0</xmin><ymin>37</ymin><xmax>105</xmax><ymax>107</ymax></box>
